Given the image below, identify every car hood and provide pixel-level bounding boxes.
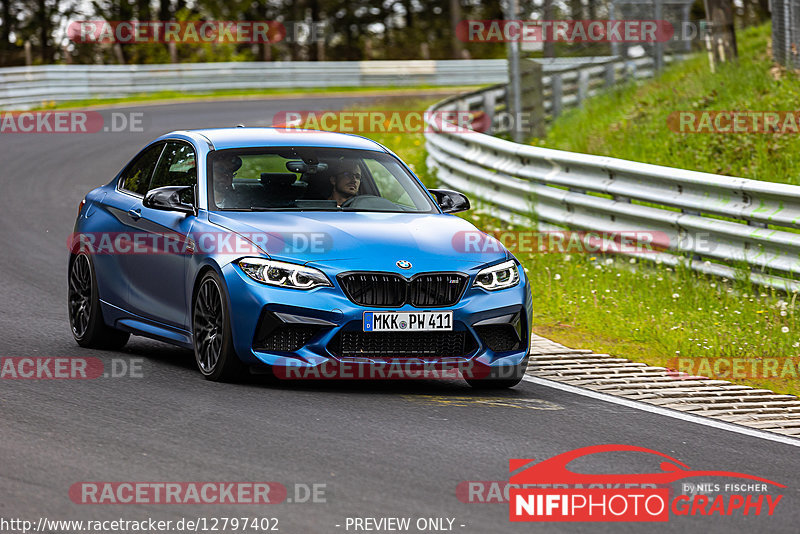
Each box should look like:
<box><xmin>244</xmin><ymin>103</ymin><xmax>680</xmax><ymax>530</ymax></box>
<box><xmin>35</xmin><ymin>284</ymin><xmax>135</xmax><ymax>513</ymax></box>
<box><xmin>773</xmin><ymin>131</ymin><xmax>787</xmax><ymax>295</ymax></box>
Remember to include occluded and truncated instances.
<box><xmin>207</xmin><ymin>211</ymin><xmax>508</xmax><ymax>273</ymax></box>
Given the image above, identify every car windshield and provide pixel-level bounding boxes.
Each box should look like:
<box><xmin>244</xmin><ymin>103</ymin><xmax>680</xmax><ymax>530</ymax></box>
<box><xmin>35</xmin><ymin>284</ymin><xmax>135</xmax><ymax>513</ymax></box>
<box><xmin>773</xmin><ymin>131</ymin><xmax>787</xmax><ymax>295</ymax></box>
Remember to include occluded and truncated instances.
<box><xmin>207</xmin><ymin>147</ymin><xmax>438</xmax><ymax>213</ymax></box>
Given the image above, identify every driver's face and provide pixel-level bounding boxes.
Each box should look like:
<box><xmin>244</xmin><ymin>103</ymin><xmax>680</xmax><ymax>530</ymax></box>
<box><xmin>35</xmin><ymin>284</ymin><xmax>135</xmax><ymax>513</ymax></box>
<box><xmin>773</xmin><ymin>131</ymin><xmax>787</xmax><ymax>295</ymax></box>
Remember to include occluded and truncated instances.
<box><xmin>332</xmin><ymin>165</ymin><xmax>361</xmax><ymax>197</ymax></box>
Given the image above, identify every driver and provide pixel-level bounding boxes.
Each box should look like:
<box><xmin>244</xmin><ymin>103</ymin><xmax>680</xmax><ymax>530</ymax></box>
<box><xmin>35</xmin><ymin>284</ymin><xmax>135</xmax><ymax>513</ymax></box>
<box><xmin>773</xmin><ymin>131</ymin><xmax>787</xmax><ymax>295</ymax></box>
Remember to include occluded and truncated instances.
<box><xmin>328</xmin><ymin>160</ymin><xmax>362</xmax><ymax>207</ymax></box>
<box><xmin>212</xmin><ymin>154</ymin><xmax>243</xmax><ymax>208</ymax></box>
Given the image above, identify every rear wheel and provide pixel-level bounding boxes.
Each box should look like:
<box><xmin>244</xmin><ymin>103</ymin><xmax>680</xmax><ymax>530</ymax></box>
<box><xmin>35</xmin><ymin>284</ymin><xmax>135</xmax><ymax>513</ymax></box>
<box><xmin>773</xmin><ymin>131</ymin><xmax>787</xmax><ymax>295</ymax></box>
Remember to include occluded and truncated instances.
<box><xmin>192</xmin><ymin>271</ymin><xmax>244</xmax><ymax>381</ymax></box>
<box><xmin>68</xmin><ymin>253</ymin><xmax>130</xmax><ymax>350</ymax></box>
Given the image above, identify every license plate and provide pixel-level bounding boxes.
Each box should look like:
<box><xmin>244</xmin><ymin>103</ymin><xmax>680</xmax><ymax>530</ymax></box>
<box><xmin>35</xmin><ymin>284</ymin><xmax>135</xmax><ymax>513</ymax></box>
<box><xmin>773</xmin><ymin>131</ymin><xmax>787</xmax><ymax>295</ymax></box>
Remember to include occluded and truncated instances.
<box><xmin>363</xmin><ymin>311</ymin><xmax>453</xmax><ymax>332</ymax></box>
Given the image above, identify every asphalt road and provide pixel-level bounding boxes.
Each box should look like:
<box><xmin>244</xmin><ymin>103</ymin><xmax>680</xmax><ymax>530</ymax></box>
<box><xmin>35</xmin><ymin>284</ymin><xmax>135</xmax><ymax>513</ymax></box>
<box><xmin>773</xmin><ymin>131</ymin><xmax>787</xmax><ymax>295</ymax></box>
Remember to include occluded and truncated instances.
<box><xmin>0</xmin><ymin>96</ymin><xmax>798</xmax><ymax>534</ymax></box>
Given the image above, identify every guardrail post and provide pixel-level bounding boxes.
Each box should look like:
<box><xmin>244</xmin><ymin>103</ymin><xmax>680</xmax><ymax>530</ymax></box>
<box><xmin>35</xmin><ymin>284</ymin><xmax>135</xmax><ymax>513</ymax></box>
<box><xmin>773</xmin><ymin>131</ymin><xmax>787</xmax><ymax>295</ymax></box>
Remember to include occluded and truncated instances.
<box><xmin>654</xmin><ymin>0</ymin><xmax>665</xmax><ymax>72</ymax></box>
<box><xmin>604</xmin><ymin>62</ymin><xmax>615</xmax><ymax>87</ymax></box>
<box><xmin>551</xmin><ymin>73</ymin><xmax>563</xmax><ymax>119</ymax></box>
<box><xmin>482</xmin><ymin>91</ymin><xmax>496</xmax><ymax>135</ymax></box>
<box><xmin>577</xmin><ymin>69</ymin><xmax>589</xmax><ymax>106</ymax></box>
<box><xmin>520</xmin><ymin>59</ymin><xmax>545</xmax><ymax>138</ymax></box>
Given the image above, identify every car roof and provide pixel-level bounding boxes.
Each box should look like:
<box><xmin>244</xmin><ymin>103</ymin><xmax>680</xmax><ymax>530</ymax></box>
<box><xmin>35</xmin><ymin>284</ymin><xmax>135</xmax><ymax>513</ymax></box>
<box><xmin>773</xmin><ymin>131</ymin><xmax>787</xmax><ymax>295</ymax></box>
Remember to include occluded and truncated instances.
<box><xmin>157</xmin><ymin>128</ymin><xmax>388</xmax><ymax>152</ymax></box>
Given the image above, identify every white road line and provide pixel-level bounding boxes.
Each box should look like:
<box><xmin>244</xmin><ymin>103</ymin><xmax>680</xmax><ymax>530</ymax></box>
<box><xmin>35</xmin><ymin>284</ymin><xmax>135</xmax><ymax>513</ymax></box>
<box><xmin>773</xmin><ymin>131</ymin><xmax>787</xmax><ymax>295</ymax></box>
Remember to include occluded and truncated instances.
<box><xmin>523</xmin><ymin>375</ymin><xmax>800</xmax><ymax>448</ymax></box>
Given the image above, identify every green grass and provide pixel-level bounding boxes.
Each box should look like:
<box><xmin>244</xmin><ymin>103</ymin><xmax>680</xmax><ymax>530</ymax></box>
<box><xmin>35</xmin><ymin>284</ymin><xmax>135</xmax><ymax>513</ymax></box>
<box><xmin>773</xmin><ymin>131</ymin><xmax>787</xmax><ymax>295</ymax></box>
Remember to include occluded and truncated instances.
<box><xmin>26</xmin><ymin>85</ymin><xmax>478</xmax><ymax>111</ymax></box>
<box><xmin>337</xmin><ymin>96</ymin><xmax>800</xmax><ymax>396</ymax></box>
<box><xmin>539</xmin><ymin>23</ymin><xmax>800</xmax><ymax>184</ymax></box>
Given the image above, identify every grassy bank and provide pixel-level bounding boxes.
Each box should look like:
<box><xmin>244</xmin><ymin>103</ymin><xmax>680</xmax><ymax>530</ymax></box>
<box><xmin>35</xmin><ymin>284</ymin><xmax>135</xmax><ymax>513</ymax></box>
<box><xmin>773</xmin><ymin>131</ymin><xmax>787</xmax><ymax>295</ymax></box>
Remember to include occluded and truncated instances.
<box><xmin>353</xmin><ymin>97</ymin><xmax>800</xmax><ymax>396</ymax></box>
<box><xmin>540</xmin><ymin>23</ymin><xmax>800</xmax><ymax>184</ymax></box>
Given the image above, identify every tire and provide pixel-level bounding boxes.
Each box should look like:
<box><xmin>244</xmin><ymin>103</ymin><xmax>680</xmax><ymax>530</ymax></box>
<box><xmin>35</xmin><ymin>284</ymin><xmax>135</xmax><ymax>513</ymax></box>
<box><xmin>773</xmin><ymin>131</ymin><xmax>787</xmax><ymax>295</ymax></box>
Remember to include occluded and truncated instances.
<box><xmin>192</xmin><ymin>270</ymin><xmax>245</xmax><ymax>381</ymax></box>
<box><xmin>68</xmin><ymin>253</ymin><xmax>130</xmax><ymax>350</ymax></box>
<box><xmin>465</xmin><ymin>354</ymin><xmax>529</xmax><ymax>389</ymax></box>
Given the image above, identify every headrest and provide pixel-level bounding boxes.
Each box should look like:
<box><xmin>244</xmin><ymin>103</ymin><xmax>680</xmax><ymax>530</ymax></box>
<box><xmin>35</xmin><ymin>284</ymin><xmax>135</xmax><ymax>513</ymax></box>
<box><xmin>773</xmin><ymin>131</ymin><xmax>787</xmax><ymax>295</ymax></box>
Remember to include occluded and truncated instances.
<box><xmin>260</xmin><ymin>173</ymin><xmax>301</xmax><ymax>188</ymax></box>
<box><xmin>214</xmin><ymin>154</ymin><xmax>243</xmax><ymax>172</ymax></box>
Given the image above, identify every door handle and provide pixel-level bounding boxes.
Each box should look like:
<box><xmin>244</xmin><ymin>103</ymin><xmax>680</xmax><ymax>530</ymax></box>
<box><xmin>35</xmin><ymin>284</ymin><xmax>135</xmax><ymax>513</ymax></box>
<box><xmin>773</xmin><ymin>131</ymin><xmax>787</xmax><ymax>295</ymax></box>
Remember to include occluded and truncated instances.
<box><xmin>128</xmin><ymin>207</ymin><xmax>142</xmax><ymax>221</ymax></box>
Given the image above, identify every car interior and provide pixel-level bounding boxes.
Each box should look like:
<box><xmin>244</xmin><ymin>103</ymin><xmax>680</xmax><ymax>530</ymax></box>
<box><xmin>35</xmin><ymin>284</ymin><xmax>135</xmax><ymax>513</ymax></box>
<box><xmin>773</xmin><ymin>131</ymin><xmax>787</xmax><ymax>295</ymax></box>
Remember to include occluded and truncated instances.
<box><xmin>213</xmin><ymin>150</ymin><xmax>408</xmax><ymax>211</ymax></box>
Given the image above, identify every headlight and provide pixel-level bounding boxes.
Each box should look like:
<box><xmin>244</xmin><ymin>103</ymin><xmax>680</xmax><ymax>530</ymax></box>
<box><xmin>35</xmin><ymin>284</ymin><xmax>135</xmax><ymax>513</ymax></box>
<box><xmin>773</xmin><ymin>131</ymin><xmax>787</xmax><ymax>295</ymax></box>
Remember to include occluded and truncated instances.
<box><xmin>473</xmin><ymin>260</ymin><xmax>520</xmax><ymax>291</ymax></box>
<box><xmin>238</xmin><ymin>258</ymin><xmax>331</xmax><ymax>290</ymax></box>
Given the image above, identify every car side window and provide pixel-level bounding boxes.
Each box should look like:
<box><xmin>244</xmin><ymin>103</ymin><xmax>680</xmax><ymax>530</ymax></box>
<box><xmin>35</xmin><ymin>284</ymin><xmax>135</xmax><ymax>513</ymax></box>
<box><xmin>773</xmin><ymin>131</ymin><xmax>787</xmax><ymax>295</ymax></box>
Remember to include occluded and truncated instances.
<box><xmin>119</xmin><ymin>143</ymin><xmax>164</xmax><ymax>196</ymax></box>
<box><xmin>149</xmin><ymin>142</ymin><xmax>197</xmax><ymax>205</ymax></box>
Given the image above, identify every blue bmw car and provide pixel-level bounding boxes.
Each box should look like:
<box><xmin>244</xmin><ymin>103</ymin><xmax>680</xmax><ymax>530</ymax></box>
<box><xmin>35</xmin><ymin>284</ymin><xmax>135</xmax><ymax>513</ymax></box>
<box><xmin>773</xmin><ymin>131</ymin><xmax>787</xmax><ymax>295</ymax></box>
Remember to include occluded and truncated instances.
<box><xmin>68</xmin><ymin>128</ymin><xmax>532</xmax><ymax>387</ymax></box>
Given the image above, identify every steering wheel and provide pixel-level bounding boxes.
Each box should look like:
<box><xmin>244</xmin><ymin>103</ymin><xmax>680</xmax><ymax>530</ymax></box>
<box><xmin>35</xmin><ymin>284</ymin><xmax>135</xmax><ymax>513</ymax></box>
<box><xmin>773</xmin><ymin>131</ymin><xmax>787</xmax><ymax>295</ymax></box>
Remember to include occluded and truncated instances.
<box><xmin>340</xmin><ymin>194</ymin><xmax>390</xmax><ymax>209</ymax></box>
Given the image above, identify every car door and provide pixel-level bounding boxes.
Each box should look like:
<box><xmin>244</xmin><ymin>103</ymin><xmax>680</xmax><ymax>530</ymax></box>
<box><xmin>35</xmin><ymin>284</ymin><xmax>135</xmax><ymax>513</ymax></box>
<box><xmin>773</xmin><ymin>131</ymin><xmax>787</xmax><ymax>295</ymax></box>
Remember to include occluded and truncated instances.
<box><xmin>94</xmin><ymin>142</ymin><xmax>165</xmax><ymax>310</ymax></box>
<box><xmin>125</xmin><ymin>140</ymin><xmax>198</xmax><ymax>330</ymax></box>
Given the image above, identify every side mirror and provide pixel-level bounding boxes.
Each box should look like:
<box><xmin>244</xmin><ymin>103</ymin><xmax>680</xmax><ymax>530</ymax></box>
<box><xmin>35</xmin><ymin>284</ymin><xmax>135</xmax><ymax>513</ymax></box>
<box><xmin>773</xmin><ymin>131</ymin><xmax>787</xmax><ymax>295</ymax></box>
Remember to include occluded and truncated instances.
<box><xmin>429</xmin><ymin>188</ymin><xmax>470</xmax><ymax>214</ymax></box>
<box><xmin>143</xmin><ymin>186</ymin><xmax>195</xmax><ymax>214</ymax></box>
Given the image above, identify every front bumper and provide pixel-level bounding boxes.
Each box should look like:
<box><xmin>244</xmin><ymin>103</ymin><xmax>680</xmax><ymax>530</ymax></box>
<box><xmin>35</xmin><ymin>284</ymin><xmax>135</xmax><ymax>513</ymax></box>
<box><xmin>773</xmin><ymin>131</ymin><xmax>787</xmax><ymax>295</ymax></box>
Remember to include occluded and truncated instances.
<box><xmin>222</xmin><ymin>262</ymin><xmax>533</xmax><ymax>375</ymax></box>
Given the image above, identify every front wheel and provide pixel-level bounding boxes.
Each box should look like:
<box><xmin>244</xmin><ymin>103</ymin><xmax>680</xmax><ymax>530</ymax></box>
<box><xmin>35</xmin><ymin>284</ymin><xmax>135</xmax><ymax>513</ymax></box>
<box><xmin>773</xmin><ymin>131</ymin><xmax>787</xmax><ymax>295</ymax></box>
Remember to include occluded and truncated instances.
<box><xmin>192</xmin><ymin>271</ymin><xmax>244</xmax><ymax>381</ymax></box>
<box><xmin>68</xmin><ymin>253</ymin><xmax>130</xmax><ymax>350</ymax></box>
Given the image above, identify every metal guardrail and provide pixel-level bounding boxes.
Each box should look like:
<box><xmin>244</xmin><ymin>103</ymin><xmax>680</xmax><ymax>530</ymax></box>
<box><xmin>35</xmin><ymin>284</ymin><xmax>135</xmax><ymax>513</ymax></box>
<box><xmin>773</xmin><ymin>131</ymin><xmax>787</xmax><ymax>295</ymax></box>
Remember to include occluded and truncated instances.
<box><xmin>459</xmin><ymin>55</ymin><xmax>681</xmax><ymax>137</ymax></box>
<box><xmin>0</xmin><ymin>59</ymin><xmax>509</xmax><ymax>110</ymax></box>
<box><xmin>425</xmin><ymin>60</ymin><xmax>800</xmax><ymax>292</ymax></box>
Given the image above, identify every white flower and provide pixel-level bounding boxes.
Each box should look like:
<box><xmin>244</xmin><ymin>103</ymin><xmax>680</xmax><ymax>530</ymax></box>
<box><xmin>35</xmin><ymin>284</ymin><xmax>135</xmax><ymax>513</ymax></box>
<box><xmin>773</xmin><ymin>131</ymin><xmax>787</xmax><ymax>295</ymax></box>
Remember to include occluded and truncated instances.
<box><xmin>605</xmin><ymin>258</ymin><xmax>613</xmax><ymax>265</ymax></box>
<box><xmin>554</xmin><ymin>273</ymin><xmax>561</xmax><ymax>280</ymax></box>
<box><xmin>782</xmin><ymin>326</ymin><xmax>790</xmax><ymax>333</ymax></box>
<box><xmin>629</xmin><ymin>258</ymin><xmax>636</xmax><ymax>264</ymax></box>
<box><xmin>672</xmin><ymin>293</ymin><xmax>680</xmax><ymax>298</ymax></box>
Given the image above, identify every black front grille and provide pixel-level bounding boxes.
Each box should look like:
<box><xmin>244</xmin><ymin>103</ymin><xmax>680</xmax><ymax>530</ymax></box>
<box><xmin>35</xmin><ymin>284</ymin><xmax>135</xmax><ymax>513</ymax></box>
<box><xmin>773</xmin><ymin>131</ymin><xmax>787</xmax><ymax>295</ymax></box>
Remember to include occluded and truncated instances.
<box><xmin>338</xmin><ymin>273</ymin><xmax>407</xmax><ymax>306</ymax></box>
<box><xmin>330</xmin><ymin>331</ymin><xmax>476</xmax><ymax>359</ymax></box>
<box><xmin>475</xmin><ymin>325</ymin><xmax>522</xmax><ymax>352</ymax></box>
<box><xmin>410</xmin><ymin>274</ymin><xmax>468</xmax><ymax>307</ymax></box>
<box><xmin>338</xmin><ymin>272</ymin><xmax>468</xmax><ymax>307</ymax></box>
